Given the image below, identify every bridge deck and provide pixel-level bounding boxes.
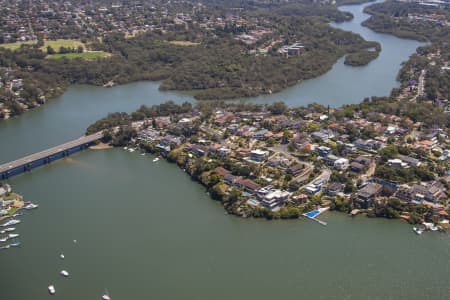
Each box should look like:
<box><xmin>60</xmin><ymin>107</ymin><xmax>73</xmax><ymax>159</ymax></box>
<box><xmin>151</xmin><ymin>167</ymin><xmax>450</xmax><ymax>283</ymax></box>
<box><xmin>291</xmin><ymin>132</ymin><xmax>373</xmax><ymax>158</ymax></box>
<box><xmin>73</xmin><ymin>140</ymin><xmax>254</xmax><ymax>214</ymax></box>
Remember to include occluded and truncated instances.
<box><xmin>0</xmin><ymin>132</ymin><xmax>102</xmax><ymax>173</ymax></box>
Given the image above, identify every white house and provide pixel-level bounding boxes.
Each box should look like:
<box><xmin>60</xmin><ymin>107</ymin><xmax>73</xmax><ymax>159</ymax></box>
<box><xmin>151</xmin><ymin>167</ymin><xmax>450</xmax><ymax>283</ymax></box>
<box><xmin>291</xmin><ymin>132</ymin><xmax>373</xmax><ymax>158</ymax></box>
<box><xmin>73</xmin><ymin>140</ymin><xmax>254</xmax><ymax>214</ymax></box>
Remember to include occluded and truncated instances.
<box><xmin>334</xmin><ymin>158</ymin><xmax>349</xmax><ymax>170</ymax></box>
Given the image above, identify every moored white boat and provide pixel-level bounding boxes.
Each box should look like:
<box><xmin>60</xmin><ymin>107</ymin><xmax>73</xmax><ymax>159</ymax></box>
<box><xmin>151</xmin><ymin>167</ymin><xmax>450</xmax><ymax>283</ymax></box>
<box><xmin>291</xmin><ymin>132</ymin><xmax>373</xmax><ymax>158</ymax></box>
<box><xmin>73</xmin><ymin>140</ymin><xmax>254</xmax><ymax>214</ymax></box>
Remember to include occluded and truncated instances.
<box><xmin>153</xmin><ymin>157</ymin><xmax>159</xmax><ymax>162</ymax></box>
<box><xmin>4</xmin><ymin>227</ymin><xmax>15</xmax><ymax>232</ymax></box>
<box><xmin>9</xmin><ymin>241</ymin><xmax>20</xmax><ymax>247</ymax></box>
<box><xmin>24</xmin><ymin>203</ymin><xmax>38</xmax><ymax>210</ymax></box>
<box><xmin>8</xmin><ymin>233</ymin><xmax>19</xmax><ymax>239</ymax></box>
<box><xmin>1</xmin><ymin>219</ymin><xmax>20</xmax><ymax>227</ymax></box>
<box><xmin>60</xmin><ymin>270</ymin><xmax>69</xmax><ymax>277</ymax></box>
<box><xmin>413</xmin><ymin>227</ymin><xmax>423</xmax><ymax>235</ymax></box>
<box><xmin>60</xmin><ymin>253</ymin><xmax>65</xmax><ymax>259</ymax></box>
<box><xmin>0</xmin><ymin>237</ymin><xmax>8</xmax><ymax>242</ymax></box>
<box><xmin>102</xmin><ymin>289</ymin><xmax>111</xmax><ymax>300</ymax></box>
<box><xmin>48</xmin><ymin>285</ymin><xmax>56</xmax><ymax>295</ymax></box>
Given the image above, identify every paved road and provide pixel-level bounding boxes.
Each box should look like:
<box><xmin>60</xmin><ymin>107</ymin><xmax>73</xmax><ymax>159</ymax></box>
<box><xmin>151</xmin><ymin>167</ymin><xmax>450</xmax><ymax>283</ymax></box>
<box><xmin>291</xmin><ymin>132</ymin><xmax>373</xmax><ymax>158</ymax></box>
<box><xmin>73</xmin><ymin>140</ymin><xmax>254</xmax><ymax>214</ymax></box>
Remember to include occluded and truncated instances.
<box><xmin>0</xmin><ymin>132</ymin><xmax>102</xmax><ymax>173</ymax></box>
<box><xmin>418</xmin><ymin>69</ymin><xmax>426</xmax><ymax>97</ymax></box>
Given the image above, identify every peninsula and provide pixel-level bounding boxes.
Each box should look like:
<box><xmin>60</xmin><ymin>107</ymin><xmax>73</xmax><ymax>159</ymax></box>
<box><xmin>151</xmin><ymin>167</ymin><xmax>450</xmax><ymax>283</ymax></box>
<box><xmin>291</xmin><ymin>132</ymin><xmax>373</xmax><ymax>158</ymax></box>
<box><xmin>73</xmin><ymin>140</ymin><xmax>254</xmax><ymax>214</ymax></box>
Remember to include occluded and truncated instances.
<box><xmin>87</xmin><ymin>91</ymin><xmax>450</xmax><ymax>226</ymax></box>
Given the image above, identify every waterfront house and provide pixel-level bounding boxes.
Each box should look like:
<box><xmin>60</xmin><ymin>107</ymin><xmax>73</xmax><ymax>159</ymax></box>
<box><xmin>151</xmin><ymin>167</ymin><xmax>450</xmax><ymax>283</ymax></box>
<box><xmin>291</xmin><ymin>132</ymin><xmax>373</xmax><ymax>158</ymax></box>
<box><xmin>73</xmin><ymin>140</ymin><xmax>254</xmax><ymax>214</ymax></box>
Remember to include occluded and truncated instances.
<box><xmin>214</xmin><ymin>167</ymin><xmax>231</xmax><ymax>177</ymax></box>
<box><xmin>395</xmin><ymin>181</ymin><xmax>446</xmax><ymax>203</ymax></box>
<box><xmin>357</xmin><ymin>183</ymin><xmax>383</xmax><ymax>208</ymax></box>
<box><xmin>291</xmin><ymin>193</ymin><xmax>308</xmax><ymax>203</ymax></box>
<box><xmin>261</xmin><ymin>189</ymin><xmax>290</xmax><ymax>210</ymax></box>
<box><xmin>305</xmin><ymin>184</ymin><xmax>321</xmax><ymax>195</ymax></box>
<box><xmin>224</xmin><ymin>174</ymin><xmax>237</xmax><ymax>185</ymax></box>
<box><xmin>235</xmin><ymin>178</ymin><xmax>261</xmax><ymax>194</ymax></box>
<box><xmin>327</xmin><ymin>183</ymin><xmax>344</xmax><ymax>196</ymax></box>
<box><xmin>0</xmin><ymin>184</ymin><xmax>11</xmax><ymax>197</ymax></box>
<box><xmin>185</xmin><ymin>144</ymin><xmax>208</xmax><ymax>157</ymax></box>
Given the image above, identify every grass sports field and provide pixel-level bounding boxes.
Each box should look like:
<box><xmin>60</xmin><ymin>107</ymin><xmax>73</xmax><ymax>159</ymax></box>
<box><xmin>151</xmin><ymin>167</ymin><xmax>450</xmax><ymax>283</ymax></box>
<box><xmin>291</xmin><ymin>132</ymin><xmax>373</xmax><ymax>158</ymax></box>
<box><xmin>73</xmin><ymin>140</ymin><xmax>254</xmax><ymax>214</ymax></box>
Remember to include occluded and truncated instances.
<box><xmin>47</xmin><ymin>51</ymin><xmax>110</xmax><ymax>60</ymax></box>
<box><xmin>0</xmin><ymin>39</ymin><xmax>84</xmax><ymax>51</ymax></box>
<box><xmin>0</xmin><ymin>39</ymin><xmax>109</xmax><ymax>59</ymax></box>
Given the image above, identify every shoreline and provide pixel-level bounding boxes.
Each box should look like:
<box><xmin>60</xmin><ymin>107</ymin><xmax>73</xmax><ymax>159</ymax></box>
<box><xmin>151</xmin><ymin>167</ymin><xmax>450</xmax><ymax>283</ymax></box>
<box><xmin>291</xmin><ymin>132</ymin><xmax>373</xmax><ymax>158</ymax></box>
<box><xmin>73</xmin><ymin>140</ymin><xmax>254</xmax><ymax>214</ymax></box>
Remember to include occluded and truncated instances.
<box><xmin>89</xmin><ymin>142</ymin><xmax>113</xmax><ymax>150</ymax></box>
<box><xmin>126</xmin><ymin>142</ymin><xmax>449</xmax><ymax>230</ymax></box>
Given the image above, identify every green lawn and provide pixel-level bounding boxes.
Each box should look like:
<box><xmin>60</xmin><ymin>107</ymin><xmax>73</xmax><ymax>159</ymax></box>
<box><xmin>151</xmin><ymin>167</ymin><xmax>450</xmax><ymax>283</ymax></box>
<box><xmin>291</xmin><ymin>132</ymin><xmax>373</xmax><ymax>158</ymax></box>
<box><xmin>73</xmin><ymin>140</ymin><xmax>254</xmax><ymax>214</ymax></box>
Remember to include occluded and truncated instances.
<box><xmin>167</xmin><ymin>41</ymin><xmax>200</xmax><ymax>47</ymax></box>
<box><xmin>47</xmin><ymin>51</ymin><xmax>110</xmax><ymax>60</ymax></box>
<box><xmin>41</xmin><ymin>39</ymin><xmax>85</xmax><ymax>51</ymax></box>
<box><xmin>0</xmin><ymin>41</ymin><xmax>35</xmax><ymax>50</ymax></box>
<box><xmin>0</xmin><ymin>39</ymin><xmax>85</xmax><ymax>51</ymax></box>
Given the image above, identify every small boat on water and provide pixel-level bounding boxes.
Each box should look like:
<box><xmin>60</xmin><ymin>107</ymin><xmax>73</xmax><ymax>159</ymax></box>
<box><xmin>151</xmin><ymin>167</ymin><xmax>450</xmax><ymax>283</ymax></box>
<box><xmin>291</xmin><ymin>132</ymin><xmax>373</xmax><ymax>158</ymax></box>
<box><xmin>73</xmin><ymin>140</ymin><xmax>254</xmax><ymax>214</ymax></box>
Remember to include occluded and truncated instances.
<box><xmin>60</xmin><ymin>270</ymin><xmax>69</xmax><ymax>277</ymax></box>
<box><xmin>0</xmin><ymin>237</ymin><xmax>8</xmax><ymax>242</ymax></box>
<box><xmin>60</xmin><ymin>254</ymin><xmax>65</xmax><ymax>259</ymax></box>
<box><xmin>102</xmin><ymin>289</ymin><xmax>111</xmax><ymax>300</ymax></box>
<box><xmin>24</xmin><ymin>203</ymin><xmax>38</xmax><ymax>210</ymax></box>
<box><xmin>123</xmin><ymin>147</ymin><xmax>128</xmax><ymax>150</ymax></box>
<box><xmin>12</xmin><ymin>213</ymin><xmax>23</xmax><ymax>217</ymax></box>
<box><xmin>153</xmin><ymin>157</ymin><xmax>159</xmax><ymax>162</ymax></box>
<box><xmin>0</xmin><ymin>227</ymin><xmax>14</xmax><ymax>234</ymax></box>
<box><xmin>73</xmin><ymin>239</ymin><xmax>77</xmax><ymax>243</ymax></box>
<box><xmin>48</xmin><ymin>285</ymin><xmax>56</xmax><ymax>295</ymax></box>
<box><xmin>413</xmin><ymin>227</ymin><xmax>424</xmax><ymax>235</ymax></box>
<box><xmin>8</xmin><ymin>233</ymin><xmax>19</xmax><ymax>239</ymax></box>
<box><xmin>1</xmin><ymin>219</ymin><xmax>20</xmax><ymax>227</ymax></box>
<box><xmin>141</xmin><ymin>153</ymin><xmax>146</xmax><ymax>156</ymax></box>
<box><xmin>0</xmin><ymin>245</ymin><xmax>10</xmax><ymax>250</ymax></box>
<box><xmin>128</xmin><ymin>148</ymin><xmax>135</xmax><ymax>153</ymax></box>
<box><xmin>9</xmin><ymin>241</ymin><xmax>20</xmax><ymax>247</ymax></box>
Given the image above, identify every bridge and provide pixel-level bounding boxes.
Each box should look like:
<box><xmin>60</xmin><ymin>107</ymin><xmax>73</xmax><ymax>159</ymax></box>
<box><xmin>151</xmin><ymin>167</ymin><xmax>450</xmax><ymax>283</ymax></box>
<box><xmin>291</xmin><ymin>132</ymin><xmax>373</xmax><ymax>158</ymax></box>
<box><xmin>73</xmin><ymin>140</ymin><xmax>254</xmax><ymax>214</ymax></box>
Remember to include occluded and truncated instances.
<box><xmin>0</xmin><ymin>132</ymin><xmax>103</xmax><ymax>180</ymax></box>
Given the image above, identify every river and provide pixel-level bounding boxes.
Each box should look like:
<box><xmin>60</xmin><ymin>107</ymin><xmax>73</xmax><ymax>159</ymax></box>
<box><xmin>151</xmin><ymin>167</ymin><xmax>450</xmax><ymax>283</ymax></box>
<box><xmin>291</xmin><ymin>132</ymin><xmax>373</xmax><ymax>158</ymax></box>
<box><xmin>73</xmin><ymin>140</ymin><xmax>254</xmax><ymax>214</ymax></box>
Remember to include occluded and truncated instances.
<box><xmin>0</xmin><ymin>2</ymin><xmax>448</xmax><ymax>300</ymax></box>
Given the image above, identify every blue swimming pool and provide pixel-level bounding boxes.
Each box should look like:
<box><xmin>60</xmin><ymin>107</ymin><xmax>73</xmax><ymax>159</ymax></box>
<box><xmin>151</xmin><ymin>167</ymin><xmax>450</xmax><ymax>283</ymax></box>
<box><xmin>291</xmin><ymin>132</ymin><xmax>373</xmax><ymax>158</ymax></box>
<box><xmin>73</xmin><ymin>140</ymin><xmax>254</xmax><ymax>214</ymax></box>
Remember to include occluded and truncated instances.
<box><xmin>304</xmin><ymin>210</ymin><xmax>320</xmax><ymax>218</ymax></box>
<box><xmin>247</xmin><ymin>199</ymin><xmax>259</xmax><ymax>206</ymax></box>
